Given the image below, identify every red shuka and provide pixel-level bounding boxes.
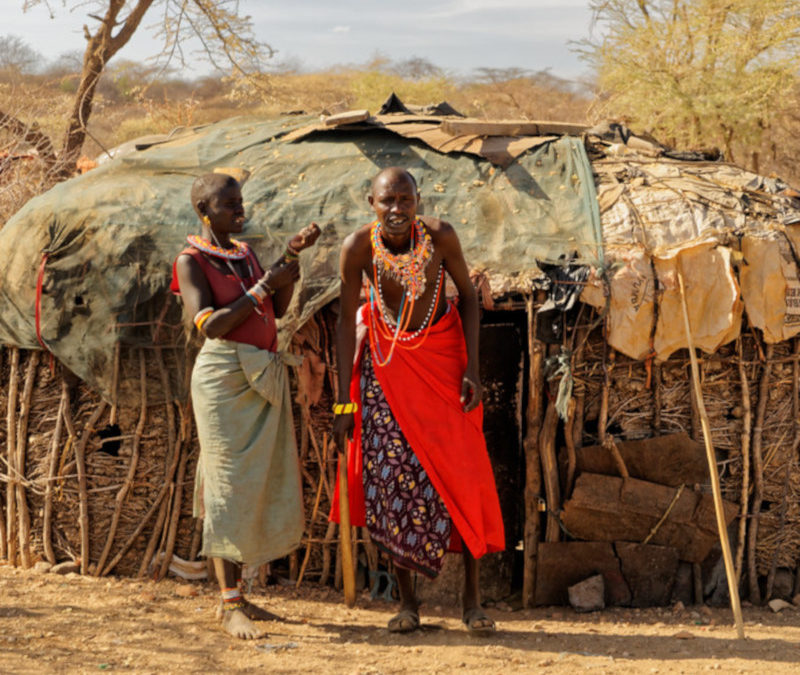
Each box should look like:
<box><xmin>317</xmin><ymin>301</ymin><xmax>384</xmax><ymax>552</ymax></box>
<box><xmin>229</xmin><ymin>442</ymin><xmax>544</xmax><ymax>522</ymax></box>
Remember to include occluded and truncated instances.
<box><xmin>331</xmin><ymin>302</ymin><xmax>505</xmax><ymax>559</ymax></box>
<box><xmin>170</xmin><ymin>246</ymin><xmax>278</xmax><ymax>352</ymax></box>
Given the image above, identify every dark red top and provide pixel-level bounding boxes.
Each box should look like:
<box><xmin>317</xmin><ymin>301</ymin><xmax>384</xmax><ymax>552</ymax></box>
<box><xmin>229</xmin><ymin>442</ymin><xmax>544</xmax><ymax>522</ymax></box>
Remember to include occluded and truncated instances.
<box><xmin>170</xmin><ymin>246</ymin><xmax>278</xmax><ymax>352</ymax></box>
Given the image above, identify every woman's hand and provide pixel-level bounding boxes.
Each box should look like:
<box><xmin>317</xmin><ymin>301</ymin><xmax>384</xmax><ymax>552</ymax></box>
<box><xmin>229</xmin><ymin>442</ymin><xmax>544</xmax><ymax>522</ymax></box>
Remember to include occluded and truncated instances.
<box><xmin>288</xmin><ymin>222</ymin><xmax>322</xmax><ymax>252</ymax></box>
<box><xmin>260</xmin><ymin>259</ymin><xmax>300</xmax><ymax>292</ymax></box>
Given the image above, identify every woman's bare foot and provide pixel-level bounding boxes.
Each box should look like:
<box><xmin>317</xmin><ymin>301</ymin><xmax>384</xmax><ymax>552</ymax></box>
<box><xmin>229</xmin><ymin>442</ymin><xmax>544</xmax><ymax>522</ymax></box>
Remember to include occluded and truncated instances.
<box><xmin>462</xmin><ymin>606</ymin><xmax>495</xmax><ymax>635</ymax></box>
<box><xmin>221</xmin><ymin>606</ymin><xmax>264</xmax><ymax>639</ymax></box>
<box><xmin>216</xmin><ymin>598</ymin><xmax>282</xmax><ymax>622</ymax></box>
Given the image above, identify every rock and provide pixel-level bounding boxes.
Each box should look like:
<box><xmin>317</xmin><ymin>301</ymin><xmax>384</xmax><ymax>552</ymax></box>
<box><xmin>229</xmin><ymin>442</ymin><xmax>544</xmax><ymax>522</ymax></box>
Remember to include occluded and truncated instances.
<box><xmin>568</xmin><ymin>574</ymin><xmax>605</xmax><ymax>613</ymax></box>
<box><xmin>33</xmin><ymin>561</ymin><xmax>52</xmax><ymax>574</ymax></box>
<box><xmin>768</xmin><ymin>598</ymin><xmax>794</xmax><ymax>613</ymax></box>
<box><xmin>672</xmin><ymin>630</ymin><xmax>695</xmax><ymax>639</ymax></box>
<box><xmin>50</xmin><ymin>561</ymin><xmax>80</xmax><ymax>575</ymax></box>
<box><xmin>771</xmin><ymin>569</ymin><xmax>795</xmax><ymax>601</ymax></box>
<box><xmin>138</xmin><ymin>591</ymin><xmax>156</xmax><ymax>603</ymax></box>
<box><xmin>175</xmin><ymin>584</ymin><xmax>198</xmax><ymax>598</ymax></box>
<box><xmin>672</xmin><ymin>600</ymin><xmax>685</xmax><ymax>613</ymax></box>
<box><xmin>700</xmin><ymin>605</ymin><xmax>713</xmax><ymax>617</ymax></box>
<box><xmin>792</xmin><ymin>594</ymin><xmax>800</xmax><ymax>607</ymax></box>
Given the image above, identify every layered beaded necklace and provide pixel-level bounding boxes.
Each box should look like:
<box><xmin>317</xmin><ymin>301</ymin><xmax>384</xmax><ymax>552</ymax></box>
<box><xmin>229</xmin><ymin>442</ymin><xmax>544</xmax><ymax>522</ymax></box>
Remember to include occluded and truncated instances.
<box><xmin>187</xmin><ymin>234</ymin><xmax>249</xmax><ymax>260</ymax></box>
<box><xmin>367</xmin><ymin>218</ymin><xmax>443</xmax><ymax>366</ymax></box>
<box><xmin>370</xmin><ymin>219</ymin><xmax>433</xmax><ymax>300</ymax></box>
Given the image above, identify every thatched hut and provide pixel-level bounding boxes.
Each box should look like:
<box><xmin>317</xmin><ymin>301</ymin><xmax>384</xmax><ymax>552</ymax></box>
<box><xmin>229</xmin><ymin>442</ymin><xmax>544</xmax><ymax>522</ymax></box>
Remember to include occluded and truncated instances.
<box><xmin>2</xmin><ymin>96</ymin><xmax>799</xmax><ymax>607</ymax></box>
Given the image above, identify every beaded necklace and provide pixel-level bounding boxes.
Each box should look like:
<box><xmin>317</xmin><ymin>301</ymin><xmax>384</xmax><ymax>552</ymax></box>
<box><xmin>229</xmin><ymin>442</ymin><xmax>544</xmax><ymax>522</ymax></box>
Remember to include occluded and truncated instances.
<box><xmin>370</xmin><ymin>219</ymin><xmax>433</xmax><ymax>300</ymax></box>
<box><xmin>187</xmin><ymin>234</ymin><xmax>249</xmax><ymax>260</ymax></box>
<box><xmin>367</xmin><ymin>218</ymin><xmax>443</xmax><ymax>366</ymax></box>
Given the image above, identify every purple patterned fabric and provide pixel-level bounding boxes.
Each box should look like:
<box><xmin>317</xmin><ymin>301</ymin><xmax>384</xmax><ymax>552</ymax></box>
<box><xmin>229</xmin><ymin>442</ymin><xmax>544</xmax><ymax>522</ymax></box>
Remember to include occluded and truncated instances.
<box><xmin>360</xmin><ymin>348</ymin><xmax>452</xmax><ymax>578</ymax></box>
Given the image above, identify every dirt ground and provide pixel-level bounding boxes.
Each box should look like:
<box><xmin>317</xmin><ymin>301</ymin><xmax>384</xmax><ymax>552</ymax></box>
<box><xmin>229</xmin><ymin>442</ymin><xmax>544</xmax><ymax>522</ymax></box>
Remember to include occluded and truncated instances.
<box><xmin>1</xmin><ymin>563</ymin><xmax>799</xmax><ymax>674</ymax></box>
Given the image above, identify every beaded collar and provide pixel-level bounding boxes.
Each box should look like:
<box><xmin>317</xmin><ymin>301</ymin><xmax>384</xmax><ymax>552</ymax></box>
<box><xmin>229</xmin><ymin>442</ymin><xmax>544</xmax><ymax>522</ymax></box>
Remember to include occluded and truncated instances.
<box><xmin>187</xmin><ymin>234</ymin><xmax>249</xmax><ymax>260</ymax></box>
<box><xmin>370</xmin><ymin>219</ymin><xmax>433</xmax><ymax>300</ymax></box>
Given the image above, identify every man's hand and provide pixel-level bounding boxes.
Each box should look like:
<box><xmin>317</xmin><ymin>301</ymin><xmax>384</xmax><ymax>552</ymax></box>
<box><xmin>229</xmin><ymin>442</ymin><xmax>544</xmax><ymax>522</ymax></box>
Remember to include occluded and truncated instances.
<box><xmin>262</xmin><ymin>259</ymin><xmax>300</xmax><ymax>291</ymax></box>
<box><xmin>333</xmin><ymin>412</ymin><xmax>355</xmax><ymax>453</ymax></box>
<box><xmin>288</xmin><ymin>222</ymin><xmax>322</xmax><ymax>252</ymax></box>
<box><xmin>460</xmin><ymin>372</ymin><xmax>483</xmax><ymax>413</ymax></box>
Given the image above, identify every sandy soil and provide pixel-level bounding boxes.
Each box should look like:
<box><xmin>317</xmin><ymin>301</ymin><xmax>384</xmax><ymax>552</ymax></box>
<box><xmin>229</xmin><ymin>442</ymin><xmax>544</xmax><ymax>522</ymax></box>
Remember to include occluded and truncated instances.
<box><xmin>1</xmin><ymin>563</ymin><xmax>799</xmax><ymax>674</ymax></box>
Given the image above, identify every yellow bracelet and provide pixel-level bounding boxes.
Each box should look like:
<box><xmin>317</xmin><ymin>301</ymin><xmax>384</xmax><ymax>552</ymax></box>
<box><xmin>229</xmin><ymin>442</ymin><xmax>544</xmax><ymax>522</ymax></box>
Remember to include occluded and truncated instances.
<box><xmin>332</xmin><ymin>402</ymin><xmax>358</xmax><ymax>415</ymax></box>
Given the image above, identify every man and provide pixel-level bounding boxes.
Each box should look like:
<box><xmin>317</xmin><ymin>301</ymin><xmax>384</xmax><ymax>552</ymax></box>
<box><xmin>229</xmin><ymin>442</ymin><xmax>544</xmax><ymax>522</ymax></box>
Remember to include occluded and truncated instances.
<box><xmin>173</xmin><ymin>172</ymin><xmax>320</xmax><ymax>638</ymax></box>
<box><xmin>332</xmin><ymin>167</ymin><xmax>505</xmax><ymax>634</ymax></box>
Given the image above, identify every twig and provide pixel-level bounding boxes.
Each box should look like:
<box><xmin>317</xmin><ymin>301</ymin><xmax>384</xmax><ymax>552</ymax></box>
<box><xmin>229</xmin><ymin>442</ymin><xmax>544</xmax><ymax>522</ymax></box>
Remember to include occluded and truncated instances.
<box><xmin>43</xmin><ymin>380</ymin><xmax>67</xmax><ymax>565</ymax></box>
<box><xmin>735</xmin><ymin>338</ymin><xmax>751</xmax><ymax>586</ymax></box>
<box><xmin>748</xmin><ymin>342</ymin><xmax>773</xmax><ymax>605</ymax></box>
<box><xmin>95</xmin><ymin>350</ymin><xmax>147</xmax><ymax>576</ymax></box>
<box><xmin>15</xmin><ymin>350</ymin><xmax>39</xmax><ymax>568</ymax></box>
<box><xmin>296</xmin><ymin>454</ymin><xmax>326</xmax><ymax>588</ymax></box>
<box><xmin>76</xmin><ymin>401</ymin><xmax>108</xmax><ymax>574</ymax></box>
<box><xmin>643</xmin><ymin>484</ymin><xmax>685</xmax><ymax>544</ymax></box>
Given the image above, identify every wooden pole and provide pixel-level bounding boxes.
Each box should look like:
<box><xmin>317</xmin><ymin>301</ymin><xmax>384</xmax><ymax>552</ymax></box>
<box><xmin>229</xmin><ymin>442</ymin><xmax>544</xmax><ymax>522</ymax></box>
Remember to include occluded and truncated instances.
<box><xmin>677</xmin><ymin>265</ymin><xmax>744</xmax><ymax>639</ymax></box>
<box><xmin>75</xmin><ymin>401</ymin><xmax>108</xmax><ymax>575</ymax></box>
<box><xmin>43</xmin><ymin>381</ymin><xmax>68</xmax><ymax>565</ymax></box>
<box><xmin>337</xmin><ymin>449</ymin><xmax>356</xmax><ymax>607</ymax></box>
<box><xmin>5</xmin><ymin>348</ymin><xmax>20</xmax><ymax>564</ymax></box>
<box><xmin>15</xmin><ymin>350</ymin><xmax>40</xmax><ymax>569</ymax></box>
<box><xmin>522</xmin><ymin>294</ymin><xmax>544</xmax><ymax>608</ymax></box>
<box><xmin>734</xmin><ymin>338</ymin><xmax>751</xmax><ymax>586</ymax></box>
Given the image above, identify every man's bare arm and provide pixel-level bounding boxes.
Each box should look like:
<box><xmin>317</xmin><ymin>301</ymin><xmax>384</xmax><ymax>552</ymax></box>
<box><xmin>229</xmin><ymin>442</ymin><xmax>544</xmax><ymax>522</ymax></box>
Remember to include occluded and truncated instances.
<box><xmin>333</xmin><ymin>231</ymin><xmax>368</xmax><ymax>449</ymax></box>
<box><xmin>435</xmin><ymin>221</ymin><xmax>482</xmax><ymax>412</ymax></box>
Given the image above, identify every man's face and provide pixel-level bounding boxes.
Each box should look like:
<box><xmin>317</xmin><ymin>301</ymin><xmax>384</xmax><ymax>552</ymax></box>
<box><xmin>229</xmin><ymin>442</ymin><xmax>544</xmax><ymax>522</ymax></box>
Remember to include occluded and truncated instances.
<box><xmin>369</xmin><ymin>175</ymin><xmax>419</xmax><ymax>240</ymax></box>
<box><xmin>204</xmin><ymin>182</ymin><xmax>245</xmax><ymax>234</ymax></box>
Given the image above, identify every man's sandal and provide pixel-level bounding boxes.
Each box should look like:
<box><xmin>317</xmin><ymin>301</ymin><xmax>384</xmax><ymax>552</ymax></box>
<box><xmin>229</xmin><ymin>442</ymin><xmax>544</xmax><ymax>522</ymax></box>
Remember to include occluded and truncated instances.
<box><xmin>388</xmin><ymin>608</ymin><xmax>420</xmax><ymax>633</ymax></box>
<box><xmin>462</xmin><ymin>607</ymin><xmax>496</xmax><ymax>636</ymax></box>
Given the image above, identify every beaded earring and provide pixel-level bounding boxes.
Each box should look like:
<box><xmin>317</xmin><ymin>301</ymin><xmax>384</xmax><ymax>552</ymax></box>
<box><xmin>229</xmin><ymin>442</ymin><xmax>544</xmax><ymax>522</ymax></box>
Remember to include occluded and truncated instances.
<box><xmin>202</xmin><ymin>214</ymin><xmax>211</xmax><ymax>226</ymax></box>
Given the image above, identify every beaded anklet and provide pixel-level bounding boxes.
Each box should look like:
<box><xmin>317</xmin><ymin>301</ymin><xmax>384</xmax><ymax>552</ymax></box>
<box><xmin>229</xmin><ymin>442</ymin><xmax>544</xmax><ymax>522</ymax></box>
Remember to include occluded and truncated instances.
<box><xmin>221</xmin><ymin>587</ymin><xmax>245</xmax><ymax>611</ymax></box>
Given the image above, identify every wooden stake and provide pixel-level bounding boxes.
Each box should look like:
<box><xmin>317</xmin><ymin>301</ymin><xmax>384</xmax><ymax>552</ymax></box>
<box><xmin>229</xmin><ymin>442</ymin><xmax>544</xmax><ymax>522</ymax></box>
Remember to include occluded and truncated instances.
<box><xmin>96</xmin><ymin>350</ymin><xmax>146</xmax><ymax>576</ymax></box>
<box><xmin>76</xmin><ymin>401</ymin><xmax>108</xmax><ymax>575</ymax></box>
<box><xmin>748</xmin><ymin>342</ymin><xmax>772</xmax><ymax>605</ymax></box>
<box><xmin>15</xmin><ymin>350</ymin><xmax>39</xmax><ymax>568</ymax></box>
<box><xmin>539</xmin><ymin>396</ymin><xmax>561</xmax><ymax>543</ymax></box>
<box><xmin>734</xmin><ymin>338</ymin><xmax>751</xmax><ymax>585</ymax></box>
<box><xmin>5</xmin><ymin>347</ymin><xmax>19</xmax><ymax>563</ymax></box>
<box><xmin>337</xmin><ymin>449</ymin><xmax>356</xmax><ymax>607</ymax></box>
<box><xmin>43</xmin><ymin>381</ymin><xmax>68</xmax><ymax>565</ymax></box>
<box><xmin>677</xmin><ymin>265</ymin><xmax>744</xmax><ymax>639</ymax></box>
<box><xmin>157</xmin><ymin>411</ymin><xmax>191</xmax><ymax>580</ymax></box>
<box><xmin>765</xmin><ymin>338</ymin><xmax>798</xmax><ymax>600</ymax></box>
<box><xmin>522</xmin><ymin>294</ymin><xmax>544</xmax><ymax>608</ymax></box>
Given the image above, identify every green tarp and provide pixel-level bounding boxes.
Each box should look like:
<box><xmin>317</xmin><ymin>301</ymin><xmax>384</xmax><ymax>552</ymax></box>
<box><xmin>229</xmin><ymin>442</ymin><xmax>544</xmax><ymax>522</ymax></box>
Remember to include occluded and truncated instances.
<box><xmin>0</xmin><ymin>114</ymin><xmax>601</xmax><ymax>398</ymax></box>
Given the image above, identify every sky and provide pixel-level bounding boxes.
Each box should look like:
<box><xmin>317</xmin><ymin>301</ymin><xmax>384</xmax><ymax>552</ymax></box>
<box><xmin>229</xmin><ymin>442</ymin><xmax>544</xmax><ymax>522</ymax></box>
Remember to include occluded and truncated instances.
<box><xmin>3</xmin><ymin>0</ymin><xmax>595</xmax><ymax>81</ymax></box>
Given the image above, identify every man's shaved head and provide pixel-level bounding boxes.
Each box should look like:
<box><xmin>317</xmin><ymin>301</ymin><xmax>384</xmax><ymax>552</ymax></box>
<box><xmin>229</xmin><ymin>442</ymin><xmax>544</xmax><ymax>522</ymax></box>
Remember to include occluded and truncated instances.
<box><xmin>191</xmin><ymin>173</ymin><xmax>239</xmax><ymax>214</ymax></box>
<box><xmin>371</xmin><ymin>167</ymin><xmax>418</xmax><ymax>197</ymax></box>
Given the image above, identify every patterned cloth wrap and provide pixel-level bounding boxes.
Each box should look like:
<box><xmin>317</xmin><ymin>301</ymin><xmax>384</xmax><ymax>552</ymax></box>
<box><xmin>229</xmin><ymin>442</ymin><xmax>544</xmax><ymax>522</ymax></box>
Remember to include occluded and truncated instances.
<box><xmin>332</xmin><ymin>301</ymin><xmax>505</xmax><ymax>578</ymax></box>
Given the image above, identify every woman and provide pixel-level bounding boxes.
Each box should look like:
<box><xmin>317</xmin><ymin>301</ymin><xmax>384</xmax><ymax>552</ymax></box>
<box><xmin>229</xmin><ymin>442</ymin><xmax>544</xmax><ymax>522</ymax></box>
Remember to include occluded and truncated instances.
<box><xmin>172</xmin><ymin>172</ymin><xmax>320</xmax><ymax>639</ymax></box>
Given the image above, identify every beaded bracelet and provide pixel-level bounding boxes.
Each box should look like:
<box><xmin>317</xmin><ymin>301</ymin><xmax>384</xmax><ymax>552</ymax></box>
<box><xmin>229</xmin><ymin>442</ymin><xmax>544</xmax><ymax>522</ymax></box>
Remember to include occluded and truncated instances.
<box><xmin>332</xmin><ymin>402</ymin><xmax>358</xmax><ymax>415</ymax></box>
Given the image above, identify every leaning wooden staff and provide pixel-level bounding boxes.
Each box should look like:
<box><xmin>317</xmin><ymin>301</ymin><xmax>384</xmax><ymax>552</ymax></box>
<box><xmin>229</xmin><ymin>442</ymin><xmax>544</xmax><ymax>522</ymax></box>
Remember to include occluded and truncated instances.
<box><xmin>337</xmin><ymin>443</ymin><xmax>357</xmax><ymax>607</ymax></box>
<box><xmin>677</xmin><ymin>256</ymin><xmax>745</xmax><ymax>640</ymax></box>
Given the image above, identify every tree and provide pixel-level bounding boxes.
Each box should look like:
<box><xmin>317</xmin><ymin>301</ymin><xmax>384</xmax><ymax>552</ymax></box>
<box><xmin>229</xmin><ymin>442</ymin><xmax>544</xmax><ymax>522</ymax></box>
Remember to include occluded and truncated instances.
<box><xmin>11</xmin><ymin>1</ymin><xmax>271</xmax><ymax>174</ymax></box>
<box><xmin>0</xmin><ymin>34</ymin><xmax>42</xmax><ymax>75</ymax></box>
<box><xmin>580</xmin><ymin>0</ymin><xmax>800</xmax><ymax>168</ymax></box>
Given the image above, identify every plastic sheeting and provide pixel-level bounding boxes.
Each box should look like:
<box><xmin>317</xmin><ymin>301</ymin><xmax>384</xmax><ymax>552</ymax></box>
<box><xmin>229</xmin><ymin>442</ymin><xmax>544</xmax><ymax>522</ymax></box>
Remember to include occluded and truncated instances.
<box><xmin>0</xmin><ymin>115</ymin><xmax>602</xmax><ymax>398</ymax></box>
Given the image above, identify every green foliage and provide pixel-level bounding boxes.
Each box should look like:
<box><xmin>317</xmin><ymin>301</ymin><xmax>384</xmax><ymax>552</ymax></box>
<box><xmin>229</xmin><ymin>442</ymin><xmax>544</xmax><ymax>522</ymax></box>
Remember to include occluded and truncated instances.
<box><xmin>580</xmin><ymin>0</ymin><xmax>800</xmax><ymax>165</ymax></box>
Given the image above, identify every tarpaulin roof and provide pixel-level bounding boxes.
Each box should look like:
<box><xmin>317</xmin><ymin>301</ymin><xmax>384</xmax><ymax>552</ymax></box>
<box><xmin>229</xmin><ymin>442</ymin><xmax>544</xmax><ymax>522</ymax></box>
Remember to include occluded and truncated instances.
<box><xmin>0</xmin><ymin>105</ymin><xmax>602</xmax><ymax>398</ymax></box>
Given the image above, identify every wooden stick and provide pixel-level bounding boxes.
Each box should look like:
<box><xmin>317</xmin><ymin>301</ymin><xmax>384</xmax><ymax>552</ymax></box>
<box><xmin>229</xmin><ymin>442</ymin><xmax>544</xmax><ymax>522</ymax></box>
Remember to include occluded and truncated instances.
<box><xmin>603</xmin><ymin>435</ymin><xmax>630</xmax><ymax>478</ymax></box>
<box><xmin>5</xmin><ymin>347</ymin><xmax>19</xmax><ymax>563</ymax></box>
<box><xmin>320</xmin><ymin>520</ymin><xmax>336</xmax><ymax>586</ymax></box>
<box><xmin>95</xmin><ymin>350</ymin><xmax>147</xmax><ymax>576</ymax></box>
<box><xmin>139</xmin><ymin>349</ymin><xmax>179</xmax><ymax>577</ymax></box>
<box><xmin>643</xmin><ymin>484</ymin><xmax>684</xmax><ymax>544</ymax></box>
<box><xmin>539</xmin><ymin>396</ymin><xmax>561</xmax><ymax>543</ymax></box>
<box><xmin>43</xmin><ymin>381</ymin><xmax>67</xmax><ymax>565</ymax></box>
<box><xmin>109</xmin><ymin>341</ymin><xmax>121</xmax><ymax>426</ymax></box>
<box><xmin>522</xmin><ymin>294</ymin><xmax>544</xmax><ymax>608</ymax></box>
<box><xmin>337</xmin><ymin>449</ymin><xmax>356</xmax><ymax>607</ymax></box>
<box><xmin>76</xmin><ymin>401</ymin><xmax>108</xmax><ymax>575</ymax></box>
<box><xmin>296</xmin><ymin>463</ymin><xmax>326</xmax><ymax>588</ymax></box>
<box><xmin>158</xmin><ymin>439</ymin><xmax>189</xmax><ymax>580</ymax></box>
<box><xmin>765</xmin><ymin>338</ymin><xmax>799</xmax><ymax>600</ymax></box>
<box><xmin>734</xmin><ymin>338</ymin><xmax>752</xmax><ymax>585</ymax></box>
<box><xmin>598</xmin><ymin>348</ymin><xmax>616</xmax><ymax>443</ymax></box>
<box><xmin>677</xmin><ymin>265</ymin><xmax>745</xmax><ymax>639</ymax></box>
<box><xmin>748</xmin><ymin>342</ymin><xmax>772</xmax><ymax>605</ymax></box>
<box><xmin>15</xmin><ymin>350</ymin><xmax>39</xmax><ymax>568</ymax></box>
<box><xmin>652</xmin><ymin>363</ymin><xmax>662</xmax><ymax>433</ymax></box>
